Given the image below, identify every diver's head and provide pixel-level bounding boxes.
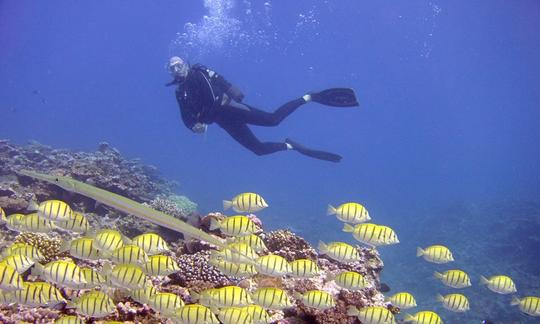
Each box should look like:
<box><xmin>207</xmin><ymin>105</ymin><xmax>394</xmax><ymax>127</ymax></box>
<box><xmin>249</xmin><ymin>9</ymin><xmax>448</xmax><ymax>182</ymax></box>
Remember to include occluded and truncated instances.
<box><xmin>169</xmin><ymin>56</ymin><xmax>189</xmax><ymax>81</ymax></box>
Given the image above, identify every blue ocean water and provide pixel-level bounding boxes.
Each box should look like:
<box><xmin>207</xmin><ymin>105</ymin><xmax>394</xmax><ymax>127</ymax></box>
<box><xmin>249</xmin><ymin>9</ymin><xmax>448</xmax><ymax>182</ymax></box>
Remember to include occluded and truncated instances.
<box><xmin>1</xmin><ymin>1</ymin><xmax>539</xmax><ymax>322</ymax></box>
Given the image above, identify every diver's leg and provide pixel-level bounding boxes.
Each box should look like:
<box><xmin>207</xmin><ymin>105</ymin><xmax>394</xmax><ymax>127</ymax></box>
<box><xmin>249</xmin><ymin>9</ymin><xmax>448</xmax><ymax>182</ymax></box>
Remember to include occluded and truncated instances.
<box><xmin>285</xmin><ymin>138</ymin><xmax>342</xmax><ymax>162</ymax></box>
<box><xmin>220</xmin><ymin>97</ymin><xmax>307</xmax><ymax>127</ymax></box>
<box><xmin>217</xmin><ymin>121</ymin><xmax>287</xmax><ymax>156</ymax></box>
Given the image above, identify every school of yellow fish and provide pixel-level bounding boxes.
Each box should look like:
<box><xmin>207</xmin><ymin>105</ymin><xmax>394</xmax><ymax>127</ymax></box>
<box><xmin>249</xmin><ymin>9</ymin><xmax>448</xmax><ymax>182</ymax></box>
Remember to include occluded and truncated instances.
<box><xmin>0</xmin><ymin>192</ymin><xmax>538</xmax><ymax>323</ymax></box>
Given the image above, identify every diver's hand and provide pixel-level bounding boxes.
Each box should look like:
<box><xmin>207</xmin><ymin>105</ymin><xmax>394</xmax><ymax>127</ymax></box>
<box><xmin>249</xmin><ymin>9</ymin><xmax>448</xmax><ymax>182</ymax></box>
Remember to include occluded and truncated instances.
<box><xmin>192</xmin><ymin>123</ymin><xmax>208</xmax><ymax>134</ymax></box>
<box><xmin>227</xmin><ymin>85</ymin><xmax>245</xmax><ymax>102</ymax></box>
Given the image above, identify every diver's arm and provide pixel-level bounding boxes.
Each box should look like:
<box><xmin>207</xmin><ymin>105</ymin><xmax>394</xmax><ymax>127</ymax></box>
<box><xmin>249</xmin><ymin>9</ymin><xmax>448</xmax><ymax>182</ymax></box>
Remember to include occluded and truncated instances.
<box><xmin>176</xmin><ymin>89</ymin><xmax>198</xmax><ymax>130</ymax></box>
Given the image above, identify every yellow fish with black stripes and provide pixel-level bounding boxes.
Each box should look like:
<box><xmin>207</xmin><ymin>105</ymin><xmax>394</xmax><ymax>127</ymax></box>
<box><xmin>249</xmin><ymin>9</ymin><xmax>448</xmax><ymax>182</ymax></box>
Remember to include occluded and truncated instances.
<box><xmin>228</xmin><ymin>234</ymin><xmax>267</xmax><ymax>253</ymax></box>
<box><xmin>54</xmin><ymin>315</ymin><xmax>84</xmax><ymax>324</ymax></box>
<box><xmin>0</xmin><ymin>254</ymin><xmax>35</xmax><ymax>273</ymax></box>
<box><xmin>68</xmin><ymin>290</ymin><xmax>116</xmax><ymax>318</ymax></box>
<box><xmin>103</xmin><ymin>263</ymin><xmax>147</xmax><ymax>290</ymax></box>
<box><xmin>31</xmin><ymin>260</ymin><xmax>87</xmax><ymax>288</ymax></box>
<box><xmin>55</xmin><ymin>211</ymin><xmax>89</xmax><ymax>233</ymax></box>
<box><xmin>216</xmin><ymin>307</ymin><xmax>253</xmax><ymax>324</ymax></box>
<box><xmin>59</xmin><ymin>237</ymin><xmax>101</xmax><ymax>260</ymax></box>
<box><xmin>404</xmin><ymin>311</ymin><xmax>443</xmax><ymax>324</ymax></box>
<box><xmin>416</xmin><ymin>245</ymin><xmax>454</xmax><ymax>264</ymax></box>
<box><xmin>31</xmin><ymin>281</ymin><xmax>66</xmax><ymax>306</ymax></box>
<box><xmin>480</xmin><ymin>275</ymin><xmax>517</xmax><ymax>294</ymax></box>
<box><xmin>208</xmin><ymin>258</ymin><xmax>257</xmax><ymax>278</ymax></box>
<box><xmin>251</xmin><ymin>287</ymin><xmax>293</xmax><ymax>310</ymax></box>
<box><xmin>343</xmin><ymin>223</ymin><xmax>399</xmax><ymax>246</ymax></box>
<box><xmin>76</xmin><ymin>267</ymin><xmax>108</xmax><ymax>289</ymax></box>
<box><xmin>386</xmin><ymin>292</ymin><xmax>417</xmax><ymax>309</ymax></box>
<box><xmin>107</xmin><ymin>244</ymin><xmax>149</xmax><ymax>265</ymax></box>
<box><xmin>2</xmin><ymin>242</ymin><xmax>45</xmax><ymax>262</ymax></box>
<box><xmin>0</xmin><ymin>262</ymin><xmax>24</xmax><ymax>291</ymax></box>
<box><xmin>434</xmin><ymin>269</ymin><xmax>471</xmax><ymax>288</ymax></box>
<box><xmin>173</xmin><ymin>304</ymin><xmax>219</xmax><ymax>324</ymax></box>
<box><xmin>223</xmin><ymin>192</ymin><xmax>268</xmax><ymax>213</ymax></box>
<box><xmin>194</xmin><ymin>285</ymin><xmax>252</xmax><ymax>308</ymax></box>
<box><xmin>131</xmin><ymin>232</ymin><xmax>170</xmax><ymax>255</ymax></box>
<box><xmin>30</xmin><ymin>199</ymin><xmax>73</xmax><ymax>221</ymax></box>
<box><xmin>295</xmin><ymin>290</ymin><xmax>336</xmax><ymax>310</ymax></box>
<box><xmin>318</xmin><ymin>241</ymin><xmax>361</xmax><ymax>263</ymax></box>
<box><xmin>20</xmin><ymin>213</ymin><xmax>57</xmax><ymax>233</ymax></box>
<box><xmin>242</xmin><ymin>305</ymin><xmax>271</xmax><ymax>324</ymax></box>
<box><xmin>130</xmin><ymin>285</ymin><xmax>158</xmax><ymax>305</ymax></box>
<box><xmin>147</xmin><ymin>292</ymin><xmax>185</xmax><ymax>316</ymax></box>
<box><xmin>289</xmin><ymin>259</ymin><xmax>320</xmax><ymax>278</ymax></box>
<box><xmin>347</xmin><ymin>306</ymin><xmax>396</xmax><ymax>324</ymax></box>
<box><xmin>327</xmin><ymin>202</ymin><xmax>371</xmax><ymax>224</ymax></box>
<box><xmin>254</xmin><ymin>254</ymin><xmax>291</xmax><ymax>277</ymax></box>
<box><xmin>210</xmin><ymin>215</ymin><xmax>258</xmax><ymax>237</ymax></box>
<box><xmin>92</xmin><ymin>228</ymin><xmax>127</xmax><ymax>252</ymax></box>
<box><xmin>511</xmin><ymin>296</ymin><xmax>540</xmax><ymax>317</ymax></box>
<box><xmin>331</xmin><ymin>270</ymin><xmax>368</xmax><ymax>291</ymax></box>
<box><xmin>3</xmin><ymin>281</ymin><xmax>49</xmax><ymax>307</ymax></box>
<box><xmin>144</xmin><ymin>255</ymin><xmax>180</xmax><ymax>276</ymax></box>
<box><xmin>436</xmin><ymin>293</ymin><xmax>469</xmax><ymax>312</ymax></box>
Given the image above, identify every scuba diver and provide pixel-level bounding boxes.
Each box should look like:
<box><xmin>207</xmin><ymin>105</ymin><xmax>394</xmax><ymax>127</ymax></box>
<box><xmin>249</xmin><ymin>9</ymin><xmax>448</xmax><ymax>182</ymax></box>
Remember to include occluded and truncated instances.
<box><xmin>166</xmin><ymin>56</ymin><xmax>359</xmax><ymax>162</ymax></box>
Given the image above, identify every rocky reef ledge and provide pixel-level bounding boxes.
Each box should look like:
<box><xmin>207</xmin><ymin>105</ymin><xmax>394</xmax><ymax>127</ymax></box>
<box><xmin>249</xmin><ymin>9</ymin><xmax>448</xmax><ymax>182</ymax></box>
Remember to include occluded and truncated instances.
<box><xmin>0</xmin><ymin>140</ymin><xmax>390</xmax><ymax>323</ymax></box>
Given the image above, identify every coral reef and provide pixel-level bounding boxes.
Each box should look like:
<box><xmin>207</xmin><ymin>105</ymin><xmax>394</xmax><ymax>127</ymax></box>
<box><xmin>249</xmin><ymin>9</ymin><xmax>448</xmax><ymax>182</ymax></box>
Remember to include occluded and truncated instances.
<box><xmin>0</xmin><ymin>141</ymin><xmax>388</xmax><ymax>324</ymax></box>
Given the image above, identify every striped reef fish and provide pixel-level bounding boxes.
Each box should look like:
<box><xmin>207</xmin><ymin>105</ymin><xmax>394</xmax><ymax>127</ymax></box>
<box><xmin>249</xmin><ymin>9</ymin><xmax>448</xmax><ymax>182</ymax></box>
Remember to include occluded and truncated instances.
<box><xmin>108</xmin><ymin>244</ymin><xmax>149</xmax><ymax>265</ymax></box>
<box><xmin>5</xmin><ymin>281</ymin><xmax>49</xmax><ymax>307</ymax></box>
<box><xmin>132</xmin><ymin>232</ymin><xmax>170</xmax><ymax>255</ymax></box>
<box><xmin>254</xmin><ymin>254</ymin><xmax>291</xmax><ymax>277</ymax></box>
<box><xmin>289</xmin><ymin>259</ymin><xmax>320</xmax><ymax>278</ymax></box>
<box><xmin>76</xmin><ymin>267</ymin><xmax>108</xmax><ymax>289</ymax></box>
<box><xmin>242</xmin><ymin>304</ymin><xmax>271</xmax><ymax>324</ymax></box>
<box><xmin>32</xmin><ymin>281</ymin><xmax>66</xmax><ymax>306</ymax></box>
<box><xmin>347</xmin><ymin>306</ymin><xmax>396</xmax><ymax>324</ymax></box>
<box><xmin>318</xmin><ymin>241</ymin><xmax>361</xmax><ymax>263</ymax></box>
<box><xmin>196</xmin><ymin>286</ymin><xmax>252</xmax><ymax>308</ymax></box>
<box><xmin>251</xmin><ymin>287</ymin><xmax>293</xmax><ymax>310</ymax></box>
<box><xmin>0</xmin><ymin>263</ymin><xmax>25</xmax><ymax>291</ymax></box>
<box><xmin>31</xmin><ymin>260</ymin><xmax>87</xmax><ymax>288</ymax></box>
<box><xmin>295</xmin><ymin>290</ymin><xmax>335</xmax><ymax>310</ymax></box>
<box><xmin>210</xmin><ymin>215</ymin><xmax>258</xmax><ymax>237</ymax></box>
<box><xmin>212</xmin><ymin>242</ymin><xmax>259</xmax><ymax>264</ymax></box>
<box><xmin>5</xmin><ymin>213</ymin><xmax>25</xmax><ymax>231</ymax></box>
<box><xmin>416</xmin><ymin>245</ymin><xmax>454</xmax><ymax>264</ymax></box>
<box><xmin>331</xmin><ymin>271</ymin><xmax>368</xmax><ymax>291</ymax></box>
<box><xmin>480</xmin><ymin>275</ymin><xmax>517</xmax><ymax>294</ymax></box>
<box><xmin>217</xmin><ymin>307</ymin><xmax>253</xmax><ymax>324</ymax></box>
<box><xmin>343</xmin><ymin>223</ymin><xmax>399</xmax><ymax>246</ymax></box>
<box><xmin>0</xmin><ymin>254</ymin><xmax>35</xmax><ymax>273</ymax></box>
<box><xmin>434</xmin><ymin>269</ymin><xmax>471</xmax><ymax>288</ymax></box>
<box><xmin>32</xmin><ymin>199</ymin><xmax>73</xmax><ymax>221</ymax></box>
<box><xmin>144</xmin><ymin>255</ymin><xmax>180</xmax><ymax>276</ymax></box>
<box><xmin>173</xmin><ymin>304</ymin><xmax>219</xmax><ymax>324</ymax></box>
<box><xmin>104</xmin><ymin>263</ymin><xmax>147</xmax><ymax>289</ymax></box>
<box><xmin>3</xmin><ymin>243</ymin><xmax>45</xmax><ymax>262</ymax></box>
<box><xmin>327</xmin><ymin>202</ymin><xmax>371</xmax><ymax>224</ymax></box>
<box><xmin>511</xmin><ymin>296</ymin><xmax>540</xmax><ymax>317</ymax></box>
<box><xmin>54</xmin><ymin>315</ymin><xmax>84</xmax><ymax>324</ymax></box>
<box><xmin>93</xmin><ymin>229</ymin><xmax>126</xmax><ymax>252</ymax></box>
<box><xmin>386</xmin><ymin>292</ymin><xmax>417</xmax><ymax>309</ymax></box>
<box><xmin>60</xmin><ymin>237</ymin><xmax>101</xmax><ymax>260</ymax></box>
<box><xmin>20</xmin><ymin>213</ymin><xmax>57</xmax><ymax>233</ymax></box>
<box><xmin>223</xmin><ymin>192</ymin><xmax>268</xmax><ymax>213</ymax></box>
<box><xmin>228</xmin><ymin>234</ymin><xmax>267</xmax><ymax>253</ymax></box>
<box><xmin>404</xmin><ymin>311</ymin><xmax>443</xmax><ymax>324</ymax></box>
<box><xmin>55</xmin><ymin>212</ymin><xmax>89</xmax><ymax>233</ymax></box>
<box><xmin>436</xmin><ymin>293</ymin><xmax>470</xmax><ymax>312</ymax></box>
<box><xmin>147</xmin><ymin>292</ymin><xmax>185</xmax><ymax>316</ymax></box>
<box><xmin>130</xmin><ymin>285</ymin><xmax>158</xmax><ymax>304</ymax></box>
<box><xmin>208</xmin><ymin>258</ymin><xmax>257</xmax><ymax>278</ymax></box>
<box><xmin>69</xmin><ymin>290</ymin><xmax>116</xmax><ymax>318</ymax></box>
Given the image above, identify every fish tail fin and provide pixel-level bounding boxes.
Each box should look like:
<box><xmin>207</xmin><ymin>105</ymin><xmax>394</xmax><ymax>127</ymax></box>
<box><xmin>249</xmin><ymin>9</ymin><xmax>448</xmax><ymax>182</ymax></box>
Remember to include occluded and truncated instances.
<box><xmin>346</xmin><ymin>306</ymin><xmax>359</xmax><ymax>316</ymax></box>
<box><xmin>436</xmin><ymin>294</ymin><xmax>445</xmax><ymax>303</ymax></box>
<box><xmin>209</xmin><ymin>218</ymin><xmax>220</xmax><ymax>231</ymax></box>
<box><xmin>27</xmin><ymin>200</ymin><xmax>39</xmax><ymax>212</ymax></box>
<box><xmin>404</xmin><ymin>314</ymin><xmax>415</xmax><ymax>322</ymax></box>
<box><xmin>31</xmin><ymin>262</ymin><xmax>44</xmax><ymax>277</ymax></box>
<box><xmin>510</xmin><ymin>296</ymin><xmax>521</xmax><ymax>306</ymax></box>
<box><xmin>190</xmin><ymin>290</ymin><xmax>200</xmax><ymax>302</ymax></box>
<box><xmin>317</xmin><ymin>241</ymin><xmax>328</xmax><ymax>255</ymax></box>
<box><xmin>479</xmin><ymin>275</ymin><xmax>489</xmax><ymax>285</ymax></box>
<box><xmin>433</xmin><ymin>271</ymin><xmax>443</xmax><ymax>280</ymax></box>
<box><xmin>326</xmin><ymin>272</ymin><xmax>336</xmax><ymax>281</ymax></box>
<box><xmin>122</xmin><ymin>234</ymin><xmax>132</xmax><ymax>245</ymax></box>
<box><xmin>101</xmin><ymin>262</ymin><xmax>113</xmax><ymax>276</ymax></box>
<box><xmin>222</xmin><ymin>200</ymin><xmax>232</xmax><ymax>210</ymax></box>
<box><xmin>327</xmin><ymin>205</ymin><xmax>337</xmax><ymax>216</ymax></box>
<box><xmin>416</xmin><ymin>247</ymin><xmax>424</xmax><ymax>257</ymax></box>
<box><xmin>342</xmin><ymin>223</ymin><xmax>355</xmax><ymax>233</ymax></box>
<box><xmin>58</xmin><ymin>239</ymin><xmax>71</xmax><ymax>253</ymax></box>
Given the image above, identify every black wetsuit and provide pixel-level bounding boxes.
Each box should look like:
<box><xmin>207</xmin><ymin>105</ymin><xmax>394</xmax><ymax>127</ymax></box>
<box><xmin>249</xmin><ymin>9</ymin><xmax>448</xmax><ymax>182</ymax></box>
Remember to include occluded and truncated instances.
<box><xmin>174</xmin><ymin>64</ymin><xmax>306</xmax><ymax>156</ymax></box>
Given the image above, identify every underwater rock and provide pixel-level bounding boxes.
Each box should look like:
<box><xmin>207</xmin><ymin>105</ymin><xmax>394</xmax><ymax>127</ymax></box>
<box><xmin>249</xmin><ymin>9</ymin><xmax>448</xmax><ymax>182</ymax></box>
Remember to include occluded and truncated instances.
<box><xmin>169</xmin><ymin>250</ymin><xmax>234</xmax><ymax>288</ymax></box>
<box><xmin>262</xmin><ymin>229</ymin><xmax>318</xmax><ymax>261</ymax></box>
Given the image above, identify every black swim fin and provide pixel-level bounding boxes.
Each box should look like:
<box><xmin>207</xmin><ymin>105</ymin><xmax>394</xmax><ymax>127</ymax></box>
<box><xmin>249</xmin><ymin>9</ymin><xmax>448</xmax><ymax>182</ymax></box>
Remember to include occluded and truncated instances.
<box><xmin>286</xmin><ymin>138</ymin><xmax>342</xmax><ymax>163</ymax></box>
<box><xmin>310</xmin><ymin>88</ymin><xmax>359</xmax><ymax>107</ymax></box>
